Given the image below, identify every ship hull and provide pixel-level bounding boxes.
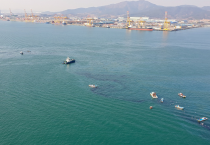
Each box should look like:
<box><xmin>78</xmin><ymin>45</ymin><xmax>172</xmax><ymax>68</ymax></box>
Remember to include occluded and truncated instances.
<box><xmin>128</xmin><ymin>28</ymin><xmax>153</xmax><ymax>31</ymax></box>
<box><xmin>63</xmin><ymin>60</ymin><xmax>75</xmax><ymax>64</ymax></box>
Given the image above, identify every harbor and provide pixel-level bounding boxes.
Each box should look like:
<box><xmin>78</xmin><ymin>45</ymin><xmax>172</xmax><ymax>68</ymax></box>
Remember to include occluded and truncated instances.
<box><xmin>1</xmin><ymin>10</ymin><xmax>210</xmax><ymax>31</ymax></box>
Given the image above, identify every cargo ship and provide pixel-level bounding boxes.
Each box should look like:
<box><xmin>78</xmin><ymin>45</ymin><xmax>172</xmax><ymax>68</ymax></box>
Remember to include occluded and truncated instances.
<box><xmin>128</xmin><ymin>26</ymin><xmax>153</xmax><ymax>31</ymax></box>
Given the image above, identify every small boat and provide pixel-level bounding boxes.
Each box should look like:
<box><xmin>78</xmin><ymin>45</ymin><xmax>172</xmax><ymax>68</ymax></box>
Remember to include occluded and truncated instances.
<box><xmin>178</xmin><ymin>93</ymin><xmax>186</xmax><ymax>98</ymax></box>
<box><xmin>62</xmin><ymin>21</ymin><xmax>67</xmax><ymax>25</ymax></box>
<box><xmin>89</xmin><ymin>85</ymin><xmax>97</xmax><ymax>88</ymax></box>
<box><xmin>62</xmin><ymin>57</ymin><xmax>75</xmax><ymax>64</ymax></box>
<box><xmin>160</xmin><ymin>98</ymin><xmax>164</xmax><ymax>103</ymax></box>
<box><xmin>150</xmin><ymin>92</ymin><xmax>158</xmax><ymax>99</ymax></box>
<box><xmin>198</xmin><ymin>117</ymin><xmax>208</xmax><ymax>122</ymax></box>
<box><xmin>20</xmin><ymin>51</ymin><xmax>23</xmax><ymax>54</ymax></box>
<box><xmin>175</xmin><ymin>105</ymin><xmax>184</xmax><ymax>110</ymax></box>
<box><xmin>150</xmin><ymin>106</ymin><xmax>153</xmax><ymax>109</ymax></box>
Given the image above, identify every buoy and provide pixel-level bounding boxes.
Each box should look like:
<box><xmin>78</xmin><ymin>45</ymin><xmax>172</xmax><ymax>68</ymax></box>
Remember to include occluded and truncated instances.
<box><xmin>150</xmin><ymin>106</ymin><xmax>153</xmax><ymax>109</ymax></box>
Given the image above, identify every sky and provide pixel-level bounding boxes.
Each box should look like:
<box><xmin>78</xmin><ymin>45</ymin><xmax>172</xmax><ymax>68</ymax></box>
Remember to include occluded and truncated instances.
<box><xmin>1</xmin><ymin>0</ymin><xmax>210</xmax><ymax>13</ymax></box>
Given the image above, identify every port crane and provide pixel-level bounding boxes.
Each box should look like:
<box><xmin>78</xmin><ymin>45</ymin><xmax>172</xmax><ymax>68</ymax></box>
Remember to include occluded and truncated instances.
<box><xmin>138</xmin><ymin>17</ymin><xmax>146</xmax><ymax>28</ymax></box>
<box><xmin>126</xmin><ymin>11</ymin><xmax>133</xmax><ymax>28</ymax></box>
<box><xmin>9</xmin><ymin>8</ymin><xmax>17</xmax><ymax>20</ymax></box>
<box><xmin>86</xmin><ymin>15</ymin><xmax>94</xmax><ymax>26</ymax></box>
<box><xmin>24</xmin><ymin>9</ymin><xmax>29</xmax><ymax>22</ymax></box>
<box><xmin>163</xmin><ymin>11</ymin><xmax>170</xmax><ymax>30</ymax></box>
<box><xmin>54</xmin><ymin>14</ymin><xmax>68</xmax><ymax>24</ymax></box>
<box><xmin>54</xmin><ymin>15</ymin><xmax>61</xmax><ymax>23</ymax></box>
<box><xmin>9</xmin><ymin>8</ymin><xmax>13</xmax><ymax>16</ymax></box>
<box><xmin>31</xmin><ymin>9</ymin><xmax>38</xmax><ymax>22</ymax></box>
<box><xmin>62</xmin><ymin>16</ymin><xmax>68</xmax><ymax>23</ymax></box>
<box><xmin>24</xmin><ymin>9</ymin><xmax>33</xmax><ymax>22</ymax></box>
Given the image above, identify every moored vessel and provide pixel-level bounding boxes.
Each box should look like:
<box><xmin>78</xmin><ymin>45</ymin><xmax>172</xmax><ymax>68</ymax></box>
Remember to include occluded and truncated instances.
<box><xmin>128</xmin><ymin>25</ymin><xmax>153</xmax><ymax>31</ymax></box>
<box><xmin>62</xmin><ymin>21</ymin><xmax>67</xmax><ymax>25</ymax></box>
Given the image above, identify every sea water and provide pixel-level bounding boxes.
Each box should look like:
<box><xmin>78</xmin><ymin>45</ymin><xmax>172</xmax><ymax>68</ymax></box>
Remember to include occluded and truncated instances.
<box><xmin>0</xmin><ymin>21</ymin><xmax>210</xmax><ymax>144</ymax></box>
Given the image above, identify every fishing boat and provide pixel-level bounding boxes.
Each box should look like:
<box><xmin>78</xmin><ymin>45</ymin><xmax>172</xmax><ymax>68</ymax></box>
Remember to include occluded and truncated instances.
<box><xmin>160</xmin><ymin>98</ymin><xmax>164</xmax><ymax>103</ymax></box>
<box><xmin>89</xmin><ymin>85</ymin><xmax>97</xmax><ymax>88</ymax></box>
<box><xmin>150</xmin><ymin>92</ymin><xmax>158</xmax><ymax>98</ymax></box>
<box><xmin>20</xmin><ymin>51</ymin><xmax>23</xmax><ymax>54</ymax></box>
<box><xmin>175</xmin><ymin>105</ymin><xmax>184</xmax><ymax>110</ymax></box>
<box><xmin>198</xmin><ymin>117</ymin><xmax>208</xmax><ymax>122</ymax></box>
<box><xmin>178</xmin><ymin>93</ymin><xmax>186</xmax><ymax>98</ymax></box>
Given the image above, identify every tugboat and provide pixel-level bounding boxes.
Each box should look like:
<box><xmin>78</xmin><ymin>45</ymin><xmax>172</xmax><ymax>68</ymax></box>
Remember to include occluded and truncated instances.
<box><xmin>175</xmin><ymin>105</ymin><xmax>184</xmax><ymax>110</ymax></box>
<box><xmin>20</xmin><ymin>51</ymin><xmax>23</xmax><ymax>55</ymax></box>
<box><xmin>150</xmin><ymin>92</ymin><xmax>158</xmax><ymax>98</ymax></box>
<box><xmin>178</xmin><ymin>93</ymin><xmax>186</xmax><ymax>98</ymax></box>
<box><xmin>198</xmin><ymin>117</ymin><xmax>208</xmax><ymax>122</ymax></box>
<box><xmin>62</xmin><ymin>57</ymin><xmax>75</xmax><ymax>64</ymax></box>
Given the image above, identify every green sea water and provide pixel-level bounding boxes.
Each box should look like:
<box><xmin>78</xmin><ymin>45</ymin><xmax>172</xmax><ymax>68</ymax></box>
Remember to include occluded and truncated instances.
<box><xmin>0</xmin><ymin>21</ymin><xmax>210</xmax><ymax>144</ymax></box>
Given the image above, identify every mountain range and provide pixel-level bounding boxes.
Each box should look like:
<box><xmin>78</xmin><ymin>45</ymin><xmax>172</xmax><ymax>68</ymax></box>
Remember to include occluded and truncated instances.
<box><xmin>42</xmin><ymin>0</ymin><xmax>210</xmax><ymax>19</ymax></box>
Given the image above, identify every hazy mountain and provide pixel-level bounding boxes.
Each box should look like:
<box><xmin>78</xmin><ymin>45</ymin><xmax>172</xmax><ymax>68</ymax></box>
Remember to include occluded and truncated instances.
<box><xmin>61</xmin><ymin>0</ymin><xmax>159</xmax><ymax>16</ymax></box>
<box><xmin>42</xmin><ymin>0</ymin><xmax>210</xmax><ymax>19</ymax></box>
<box><xmin>202</xmin><ymin>6</ymin><xmax>210</xmax><ymax>11</ymax></box>
<box><xmin>131</xmin><ymin>6</ymin><xmax>210</xmax><ymax>19</ymax></box>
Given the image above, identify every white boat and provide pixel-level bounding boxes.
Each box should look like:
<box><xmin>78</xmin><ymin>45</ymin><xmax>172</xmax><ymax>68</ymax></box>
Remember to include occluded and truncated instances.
<box><xmin>178</xmin><ymin>93</ymin><xmax>186</xmax><ymax>98</ymax></box>
<box><xmin>20</xmin><ymin>51</ymin><xmax>23</xmax><ymax>54</ymax></box>
<box><xmin>160</xmin><ymin>98</ymin><xmax>164</xmax><ymax>103</ymax></box>
<box><xmin>150</xmin><ymin>92</ymin><xmax>158</xmax><ymax>98</ymax></box>
<box><xmin>198</xmin><ymin>117</ymin><xmax>208</xmax><ymax>122</ymax></box>
<box><xmin>175</xmin><ymin>105</ymin><xmax>184</xmax><ymax>110</ymax></box>
<box><xmin>89</xmin><ymin>85</ymin><xmax>97</xmax><ymax>88</ymax></box>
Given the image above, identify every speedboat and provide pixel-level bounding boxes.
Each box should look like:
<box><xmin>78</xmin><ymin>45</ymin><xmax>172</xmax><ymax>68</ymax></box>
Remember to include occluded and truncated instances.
<box><xmin>89</xmin><ymin>85</ymin><xmax>97</xmax><ymax>88</ymax></box>
<box><xmin>175</xmin><ymin>105</ymin><xmax>184</xmax><ymax>110</ymax></box>
<box><xmin>150</xmin><ymin>92</ymin><xmax>158</xmax><ymax>99</ymax></box>
<box><xmin>160</xmin><ymin>98</ymin><xmax>164</xmax><ymax>103</ymax></box>
<box><xmin>63</xmin><ymin>57</ymin><xmax>75</xmax><ymax>64</ymax></box>
<box><xmin>178</xmin><ymin>93</ymin><xmax>186</xmax><ymax>98</ymax></box>
<box><xmin>198</xmin><ymin>117</ymin><xmax>208</xmax><ymax>122</ymax></box>
<box><xmin>20</xmin><ymin>51</ymin><xmax>23</xmax><ymax>54</ymax></box>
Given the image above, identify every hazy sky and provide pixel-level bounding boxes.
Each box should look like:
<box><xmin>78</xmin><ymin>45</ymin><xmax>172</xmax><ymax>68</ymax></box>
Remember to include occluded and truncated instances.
<box><xmin>1</xmin><ymin>0</ymin><xmax>210</xmax><ymax>12</ymax></box>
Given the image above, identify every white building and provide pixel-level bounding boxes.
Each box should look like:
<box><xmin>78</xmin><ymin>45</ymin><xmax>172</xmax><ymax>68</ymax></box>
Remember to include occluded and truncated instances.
<box><xmin>130</xmin><ymin>17</ymin><xmax>149</xmax><ymax>21</ymax></box>
<box><xmin>117</xmin><ymin>17</ymin><xmax>126</xmax><ymax>22</ymax></box>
